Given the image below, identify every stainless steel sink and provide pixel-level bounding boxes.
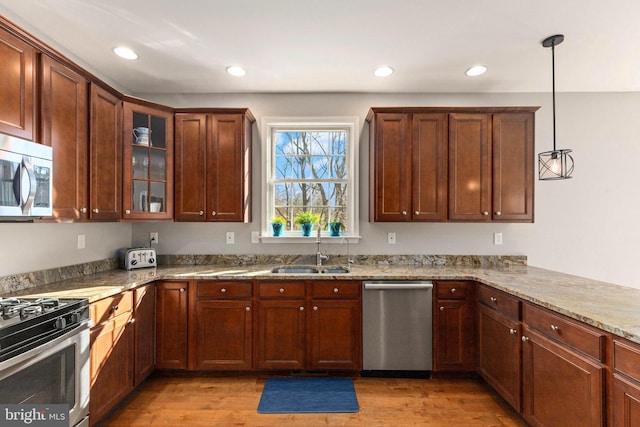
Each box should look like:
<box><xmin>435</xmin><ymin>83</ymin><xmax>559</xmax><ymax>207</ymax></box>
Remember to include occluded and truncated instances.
<box><xmin>321</xmin><ymin>266</ymin><xmax>350</xmax><ymax>274</ymax></box>
<box><xmin>269</xmin><ymin>265</ymin><xmax>350</xmax><ymax>274</ymax></box>
<box><xmin>270</xmin><ymin>266</ymin><xmax>320</xmax><ymax>274</ymax></box>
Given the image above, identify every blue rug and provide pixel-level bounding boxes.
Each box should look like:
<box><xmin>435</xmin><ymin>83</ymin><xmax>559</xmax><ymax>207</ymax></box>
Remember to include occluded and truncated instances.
<box><xmin>257</xmin><ymin>377</ymin><xmax>359</xmax><ymax>413</ymax></box>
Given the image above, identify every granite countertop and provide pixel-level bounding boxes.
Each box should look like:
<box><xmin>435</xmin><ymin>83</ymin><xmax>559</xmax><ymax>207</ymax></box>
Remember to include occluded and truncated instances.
<box><xmin>11</xmin><ymin>263</ymin><xmax>640</xmax><ymax>345</ymax></box>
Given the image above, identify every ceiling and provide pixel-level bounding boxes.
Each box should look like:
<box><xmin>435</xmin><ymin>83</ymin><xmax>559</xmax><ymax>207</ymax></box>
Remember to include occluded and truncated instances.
<box><xmin>1</xmin><ymin>0</ymin><xmax>639</xmax><ymax>94</ymax></box>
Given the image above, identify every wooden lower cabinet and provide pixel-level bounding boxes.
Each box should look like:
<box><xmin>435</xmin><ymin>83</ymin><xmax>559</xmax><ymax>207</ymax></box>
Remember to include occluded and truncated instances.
<box><xmin>133</xmin><ymin>284</ymin><xmax>155</xmax><ymax>385</ymax></box>
<box><xmin>256</xmin><ymin>299</ymin><xmax>306</xmax><ymax>370</ymax></box>
<box><xmin>613</xmin><ymin>338</ymin><xmax>640</xmax><ymax>427</ymax></box>
<box><xmin>89</xmin><ymin>294</ymin><xmax>134</xmax><ymax>426</ymax></box>
<box><xmin>155</xmin><ymin>281</ymin><xmax>189</xmax><ymax>369</ymax></box>
<box><xmin>309</xmin><ymin>299</ymin><xmax>361</xmax><ymax>370</ymax></box>
<box><xmin>477</xmin><ymin>304</ymin><xmax>522</xmax><ymax>411</ymax></box>
<box><xmin>192</xmin><ymin>299</ymin><xmax>253</xmax><ymax>370</ymax></box>
<box><xmin>433</xmin><ymin>281</ymin><xmax>476</xmax><ymax>372</ymax></box>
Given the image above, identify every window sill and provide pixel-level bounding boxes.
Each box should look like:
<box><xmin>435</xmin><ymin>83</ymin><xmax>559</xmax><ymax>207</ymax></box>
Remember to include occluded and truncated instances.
<box><xmin>259</xmin><ymin>235</ymin><xmax>361</xmax><ymax>244</ymax></box>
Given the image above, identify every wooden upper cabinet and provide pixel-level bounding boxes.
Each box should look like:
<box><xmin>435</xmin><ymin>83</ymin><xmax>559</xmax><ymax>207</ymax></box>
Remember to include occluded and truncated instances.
<box><xmin>368</xmin><ymin>110</ymin><xmax>447</xmax><ymax>222</ymax></box>
<box><xmin>122</xmin><ymin>101</ymin><xmax>174</xmax><ymax>220</ymax></box>
<box><xmin>40</xmin><ymin>54</ymin><xmax>89</xmax><ymax>221</ymax></box>
<box><xmin>174</xmin><ymin>109</ymin><xmax>254</xmax><ymax>222</ymax></box>
<box><xmin>89</xmin><ymin>84</ymin><xmax>122</xmax><ymax>221</ymax></box>
<box><xmin>493</xmin><ymin>113</ymin><xmax>534</xmax><ymax>222</ymax></box>
<box><xmin>0</xmin><ymin>25</ymin><xmax>35</xmax><ymax>140</ymax></box>
<box><xmin>448</xmin><ymin>113</ymin><xmax>492</xmax><ymax>221</ymax></box>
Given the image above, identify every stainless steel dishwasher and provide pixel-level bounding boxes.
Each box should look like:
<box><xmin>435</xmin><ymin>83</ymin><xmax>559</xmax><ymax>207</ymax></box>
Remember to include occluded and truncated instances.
<box><xmin>362</xmin><ymin>281</ymin><xmax>433</xmax><ymax>375</ymax></box>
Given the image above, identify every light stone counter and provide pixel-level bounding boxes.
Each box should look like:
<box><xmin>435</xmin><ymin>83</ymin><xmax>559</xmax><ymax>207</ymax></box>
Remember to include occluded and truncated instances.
<box><xmin>6</xmin><ymin>263</ymin><xmax>640</xmax><ymax>345</ymax></box>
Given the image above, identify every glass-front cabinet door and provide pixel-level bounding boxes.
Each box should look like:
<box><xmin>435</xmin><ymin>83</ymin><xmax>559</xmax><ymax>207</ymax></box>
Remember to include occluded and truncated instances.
<box><xmin>122</xmin><ymin>101</ymin><xmax>173</xmax><ymax>220</ymax></box>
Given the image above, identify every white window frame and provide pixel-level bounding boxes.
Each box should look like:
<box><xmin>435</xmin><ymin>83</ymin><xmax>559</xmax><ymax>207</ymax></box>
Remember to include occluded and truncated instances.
<box><xmin>260</xmin><ymin>116</ymin><xmax>360</xmax><ymax>243</ymax></box>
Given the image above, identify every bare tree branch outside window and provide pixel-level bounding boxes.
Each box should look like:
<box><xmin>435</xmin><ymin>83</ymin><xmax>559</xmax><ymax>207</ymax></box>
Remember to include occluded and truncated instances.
<box><xmin>273</xmin><ymin>130</ymin><xmax>348</xmax><ymax>232</ymax></box>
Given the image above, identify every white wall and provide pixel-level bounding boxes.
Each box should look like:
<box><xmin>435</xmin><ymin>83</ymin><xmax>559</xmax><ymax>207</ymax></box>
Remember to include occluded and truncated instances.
<box><xmin>0</xmin><ymin>223</ymin><xmax>132</xmax><ymax>276</ymax></box>
<box><xmin>129</xmin><ymin>91</ymin><xmax>640</xmax><ymax>290</ymax></box>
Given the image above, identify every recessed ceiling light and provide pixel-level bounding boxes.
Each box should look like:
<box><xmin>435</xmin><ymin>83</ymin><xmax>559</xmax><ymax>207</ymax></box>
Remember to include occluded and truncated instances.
<box><xmin>374</xmin><ymin>66</ymin><xmax>394</xmax><ymax>77</ymax></box>
<box><xmin>226</xmin><ymin>66</ymin><xmax>246</xmax><ymax>77</ymax></box>
<box><xmin>113</xmin><ymin>46</ymin><xmax>138</xmax><ymax>60</ymax></box>
<box><xmin>465</xmin><ymin>65</ymin><xmax>487</xmax><ymax>77</ymax></box>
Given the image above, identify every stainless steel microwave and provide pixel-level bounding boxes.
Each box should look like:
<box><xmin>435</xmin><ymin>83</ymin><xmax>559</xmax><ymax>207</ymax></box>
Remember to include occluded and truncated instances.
<box><xmin>0</xmin><ymin>134</ymin><xmax>53</xmax><ymax>219</ymax></box>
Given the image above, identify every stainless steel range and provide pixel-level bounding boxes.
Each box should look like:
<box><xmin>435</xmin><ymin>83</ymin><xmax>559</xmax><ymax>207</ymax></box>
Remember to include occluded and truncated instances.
<box><xmin>0</xmin><ymin>296</ymin><xmax>90</xmax><ymax>427</ymax></box>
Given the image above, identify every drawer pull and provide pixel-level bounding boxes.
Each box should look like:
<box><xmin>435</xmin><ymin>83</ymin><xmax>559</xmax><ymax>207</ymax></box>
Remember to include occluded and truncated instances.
<box><xmin>550</xmin><ymin>324</ymin><xmax>559</xmax><ymax>332</ymax></box>
<box><xmin>439</xmin><ymin>306</ymin><xmax>445</xmax><ymax>311</ymax></box>
<box><xmin>245</xmin><ymin>307</ymin><xmax>251</xmax><ymax>312</ymax></box>
<box><xmin>521</xmin><ymin>336</ymin><xmax>529</xmax><ymax>342</ymax></box>
<box><xmin>111</xmin><ymin>305</ymin><xmax>119</xmax><ymax>312</ymax></box>
<box><xmin>220</xmin><ymin>288</ymin><xmax>227</xmax><ymax>293</ymax></box>
<box><xmin>509</xmin><ymin>328</ymin><xmax>517</xmax><ymax>335</ymax></box>
<box><xmin>299</xmin><ymin>306</ymin><xmax>304</xmax><ymax>311</ymax></box>
<box><xmin>333</xmin><ymin>288</ymin><xmax>339</xmax><ymax>294</ymax></box>
<box><xmin>450</xmin><ymin>288</ymin><xmax>456</xmax><ymax>294</ymax></box>
<box><xmin>128</xmin><ymin>319</ymin><xmax>136</xmax><ymax>324</ymax></box>
<box><xmin>313</xmin><ymin>306</ymin><xmax>318</xmax><ymax>311</ymax></box>
<box><xmin>179</xmin><ymin>288</ymin><xmax>185</xmax><ymax>293</ymax></box>
<box><xmin>490</xmin><ymin>297</ymin><xmax>498</xmax><ymax>303</ymax></box>
<box><xmin>279</xmin><ymin>288</ymin><xmax>285</xmax><ymax>294</ymax></box>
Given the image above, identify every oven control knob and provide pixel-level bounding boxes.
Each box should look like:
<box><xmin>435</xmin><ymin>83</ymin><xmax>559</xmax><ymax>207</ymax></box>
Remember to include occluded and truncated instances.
<box><xmin>53</xmin><ymin>317</ymin><xmax>67</xmax><ymax>330</ymax></box>
<box><xmin>70</xmin><ymin>312</ymin><xmax>81</xmax><ymax>324</ymax></box>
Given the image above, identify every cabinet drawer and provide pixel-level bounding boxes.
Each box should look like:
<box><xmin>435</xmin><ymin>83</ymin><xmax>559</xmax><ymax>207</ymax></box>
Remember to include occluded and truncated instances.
<box><xmin>477</xmin><ymin>285</ymin><xmax>520</xmax><ymax>319</ymax></box>
<box><xmin>436</xmin><ymin>281</ymin><xmax>469</xmax><ymax>299</ymax></box>
<box><xmin>524</xmin><ymin>303</ymin><xmax>606</xmax><ymax>362</ymax></box>
<box><xmin>259</xmin><ymin>281</ymin><xmax>305</xmax><ymax>298</ymax></box>
<box><xmin>91</xmin><ymin>291</ymin><xmax>133</xmax><ymax>325</ymax></box>
<box><xmin>614</xmin><ymin>338</ymin><xmax>640</xmax><ymax>381</ymax></box>
<box><xmin>312</xmin><ymin>281</ymin><xmax>361</xmax><ymax>299</ymax></box>
<box><xmin>197</xmin><ymin>281</ymin><xmax>252</xmax><ymax>298</ymax></box>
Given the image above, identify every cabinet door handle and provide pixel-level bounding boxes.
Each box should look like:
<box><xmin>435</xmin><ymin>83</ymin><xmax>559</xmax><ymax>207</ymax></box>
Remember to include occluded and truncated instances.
<box><xmin>199</xmin><ymin>211</ymin><xmax>204</xmax><ymax>216</ymax></box>
<box><xmin>111</xmin><ymin>305</ymin><xmax>119</xmax><ymax>312</ymax></box>
<box><xmin>482</xmin><ymin>211</ymin><xmax>489</xmax><ymax>216</ymax></box>
<box><xmin>521</xmin><ymin>336</ymin><xmax>529</xmax><ymax>342</ymax></box>
<box><xmin>211</xmin><ymin>211</ymin><xmax>217</xmax><ymax>216</ymax></box>
<box><xmin>550</xmin><ymin>324</ymin><xmax>559</xmax><ymax>332</ymax></box>
<box><xmin>125</xmin><ymin>209</ymin><xmax>131</xmax><ymax>215</ymax></box>
<box><xmin>279</xmin><ymin>288</ymin><xmax>285</xmax><ymax>294</ymax></box>
<box><xmin>490</xmin><ymin>297</ymin><xmax>497</xmax><ymax>303</ymax></box>
<box><xmin>93</xmin><ymin>208</ymin><xmax>99</xmax><ymax>214</ymax></box>
<box><xmin>128</xmin><ymin>319</ymin><xmax>136</xmax><ymax>324</ymax></box>
<box><xmin>313</xmin><ymin>306</ymin><xmax>318</xmax><ymax>311</ymax></box>
<box><xmin>179</xmin><ymin>288</ymin><xmax>185</xmax><ymax>293</ymax></box>
<box><xmin>333</xmin><ymin>288</ymin><xmax>339</xmax><ymax>294</ymax></box>
<box><xmin>245</xmin><ymin>306</ymin><xmax>251</xmax><ymax>312</ymax></box>
<box><xmin>80</xmin><ymin>207</ymin><xmax>87</xmax><ymax>213</ymax></box>
<box><xmin>439</xmin><ymin>306</ymin><xmax>445</xmax><ymax>311</ymax></box>
<box><xmin>401</xmin><ymin>210</ymin><xmax>407</xmax><ymax>216</ymax></box>
<box><xmin>299</xmin><ymin>306</ymin><xmax>305</xmax><ymax>311</ymax></box>
<box><xmin>414</xmin><ymin>211</ymin><xmax>419</xmax><ymax>215</ymax></box>
<box><xmin>509</xmin><ymin>328</ymin><xmax>517</xmax><ymax>335</ymax></box>
<box><xmin>450</xmin><ymin>288</ymin><xmax>456</xmax><ymax>294</ymax></box>
<box><xmin>220</xmin><ymin>288</ymin><xmax>227</xmax><ymax>293</ymax></box>
<box><xmin>495</xmin><ymin>211</ymin><xmax>502</xmax><ymax>216</ymax></box>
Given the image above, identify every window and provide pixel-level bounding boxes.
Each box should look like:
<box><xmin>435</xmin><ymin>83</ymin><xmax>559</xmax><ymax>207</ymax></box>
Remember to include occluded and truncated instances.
<box><xmin>261</xmin><ymin>117</ymin><xmax>359</xmax><ymax>239</ymax></box>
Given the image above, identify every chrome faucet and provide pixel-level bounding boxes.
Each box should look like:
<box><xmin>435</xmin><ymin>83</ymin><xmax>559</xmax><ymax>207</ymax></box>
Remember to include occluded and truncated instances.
<box><xmin>340</xmin><ymin>236</ymin><xmax>354</xmax><ymax>270</ymax></box>
<box><xmin>316</xmin><ymin>223</ymin><xmax>329</xmax><ymax>267</ymax></box>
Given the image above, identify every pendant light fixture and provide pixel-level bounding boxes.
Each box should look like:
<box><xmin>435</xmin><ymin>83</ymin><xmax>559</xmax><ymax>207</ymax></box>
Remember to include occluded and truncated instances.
<box><xmin>538</xmin><ymin>34</ymin><xmax>574</xmax><ymax>180</ymax></box>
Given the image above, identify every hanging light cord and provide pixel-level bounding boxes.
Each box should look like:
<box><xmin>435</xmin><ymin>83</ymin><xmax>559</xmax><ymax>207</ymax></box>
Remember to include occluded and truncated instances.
<box><xmin>551</xmin><ymin>40</ymin><xmax>557</xmax><ymax>152</ymax></box>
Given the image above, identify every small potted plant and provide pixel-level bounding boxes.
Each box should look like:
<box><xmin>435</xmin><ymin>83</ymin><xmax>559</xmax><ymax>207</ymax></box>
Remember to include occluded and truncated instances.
<box><xmin>294</xmin><ymin>211</ymin><xmax>320</xmax><ymax>237</ymax></box>
<box><xmin>328</xmin><ymin>221</ymin><xmax>343</xmax><ymax>237</ymax></box>
<box><xmin>271</xmin><ymin>216</ymin><xmax>286</xmax><ymax>236</ymax></box>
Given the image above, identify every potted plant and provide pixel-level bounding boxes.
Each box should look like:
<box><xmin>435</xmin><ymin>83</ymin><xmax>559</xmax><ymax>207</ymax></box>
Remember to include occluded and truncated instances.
<box><xmin>328</xmin><ymin>221</ymin><xmax>343</xmax><ymax>237</ymax></box>
<box><xmin>271</xmin><ymin>216</ymin><xmax>286</xmax><ymax>236</ymax></box>
<box><xmin>294</xmin><ymin>211</ymin><xmax>320</xmax><ymax>237</ymax></box>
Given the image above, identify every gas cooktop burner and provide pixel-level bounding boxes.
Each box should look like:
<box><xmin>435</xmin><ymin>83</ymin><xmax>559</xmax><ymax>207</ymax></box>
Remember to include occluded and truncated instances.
<box><xmin>0</xmin><ymin>297</ymin><xmax>61</xmax><ymax>320</ymax></box>
<box><xmin>0</xmin><ymin>296</ymin><xmax>89</xmax><ymax>362</ymax></box>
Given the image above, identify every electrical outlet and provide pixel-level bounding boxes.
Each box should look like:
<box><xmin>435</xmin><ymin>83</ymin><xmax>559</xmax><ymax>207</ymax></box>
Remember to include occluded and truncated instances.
<box><xmin>387</xmin><ymin>232</ymin><xmax>396</xmax><ymax>245</ymax></box>
<box><xmin>251</xmin><ymin>231</ymin><xmax>260</xmax><ymax>244</ymax></box>
<box><xmin>77</xmin><ymin>234</ymin><xmax>86</xmax><ymax>249</ymax></box>
<box><xmin>494</xmin><ymin>232</ymin><xmax>503</xmax><ymax>245</ymax></box>
<box><xmin>149</xmin><ymin>232</ymin><xmax>159</xmax><ymax>244</ymax></box>
<box><xmin>226</xmin><ymin>232</ymin><xmax>235</xmax><ymax>244</ymax></box>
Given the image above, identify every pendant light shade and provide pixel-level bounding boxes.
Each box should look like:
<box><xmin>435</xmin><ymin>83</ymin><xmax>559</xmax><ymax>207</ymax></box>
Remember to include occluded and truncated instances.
<box><xmin>538</xmin><ymin>34</ymin><xmax>574</xmax><ymax>180</ymax></box>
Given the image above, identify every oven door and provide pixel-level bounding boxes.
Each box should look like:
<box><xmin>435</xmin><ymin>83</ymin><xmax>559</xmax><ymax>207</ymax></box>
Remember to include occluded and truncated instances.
<box><xmin>0</xmin><ymin>321</ymin><xmax>90</xmax><ymax>427</ymax></box>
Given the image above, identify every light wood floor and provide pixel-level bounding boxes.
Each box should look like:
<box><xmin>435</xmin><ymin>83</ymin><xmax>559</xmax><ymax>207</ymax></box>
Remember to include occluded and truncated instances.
<box><xmin>100</xmin><ymin>373</ymin><xmax>527</xmax><ymax>426</ymax></box>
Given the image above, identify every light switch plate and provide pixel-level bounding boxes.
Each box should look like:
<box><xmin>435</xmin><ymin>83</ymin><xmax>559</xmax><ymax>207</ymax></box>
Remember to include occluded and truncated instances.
<box><xmin>387</xmin><ymin>232</ymin><xmax>396</xmax><ymax>244</ymax></box>
<box><xmin>494</xmin><ymin>232</ymin><xmax>503</xmax><ymax>245</ymax></box>
<box><xmin>77</xmin><ymin>234</ymin><xmax>86</xmax><ymax>249</ymax></box>
<box><xmin>226</xmin><ymin>232</ymin><xmax>235</xmax><ymax>244</ymax></box>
